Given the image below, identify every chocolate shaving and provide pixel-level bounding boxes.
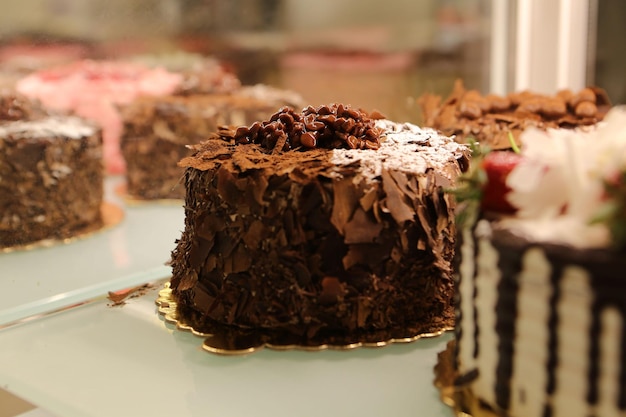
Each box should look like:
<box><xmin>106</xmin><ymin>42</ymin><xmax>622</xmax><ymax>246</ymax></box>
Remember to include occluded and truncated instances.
<box><xmin>319</xmin><ymin>276</ymin><xmax>347</xmax><ymax>305</ymax></box>
<box><xmin>330</xmin><ymin>177</ymin><xmax>359</xmax><ymax>234</ymax></box>
<box><xmin>107</xmin><ymin>284</ymin><xmax>153</xmax><ymax>306</ymax></box>
<box><xmin>381</xmin><ymin>169</ymin><xmax>415</xmax><ymax>224</ymax></box>
<box><xmin>0</xmin><ymin>92</ymin><xmax>49</xmax><ymax>121</ymax></box>
<box><xmin>343</xmin><ymin>207</ymin><xmax>383</xmax><ymax>244</ymax></box>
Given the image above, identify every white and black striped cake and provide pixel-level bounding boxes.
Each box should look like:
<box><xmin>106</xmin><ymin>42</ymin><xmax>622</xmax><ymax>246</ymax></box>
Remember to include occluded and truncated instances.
<box><xmin>453</xmin><ymin>107</ymin><xmax>626</xmax><ymax>417</ymax></box>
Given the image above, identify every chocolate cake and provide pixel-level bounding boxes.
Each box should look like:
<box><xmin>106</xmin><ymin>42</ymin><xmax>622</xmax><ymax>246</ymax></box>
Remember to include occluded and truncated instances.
<box><xmin>451</xmin><ymin>107</ymin><xmax>626</xmax><ymax>417</ymax></box>
<box><xmin>168</xmin><ymin>104</ymin><xmax>469</xmax><ymax>345</ymax></box>
<box><xmin>419</xmin><ymin>79</ymin><xmax>611</xmax><ymax>149</ymax></box>
<box><xmin>0</xmin><ymin>93</ymin><xmax>103</xmax><ymax>248</ymax></box>
<box><xmin>120</xmin><ymin>85</ymin><xmax>303</xmax><ymax>200</ymax></box>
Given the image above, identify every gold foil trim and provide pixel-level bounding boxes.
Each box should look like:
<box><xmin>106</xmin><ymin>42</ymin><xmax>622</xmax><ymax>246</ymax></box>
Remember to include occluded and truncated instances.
<box><xmin>434</xmin><ymin>340</ymin><xmax>502</xmax><ymax>417</ymax></box>
<box><xmin>156</xmin><ymin>282</ymin><xmax>453</xmax><ymax>355</ymax></box>
<box><xmin>124</xmin><ymin>196</ymin><xmax>183</xmax><ymax>206</ymax></box>
<box><xmin>0</xmin><ymin>202</ymin><xmax>124</xmax><ymax>253</ymax></box>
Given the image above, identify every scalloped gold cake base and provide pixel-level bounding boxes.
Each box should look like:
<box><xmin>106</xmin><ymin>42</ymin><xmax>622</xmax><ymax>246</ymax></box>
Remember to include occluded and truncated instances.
<box><xmin>434</xmin><ymin>340</ymin><xmax>502</xmax><ymax>417</ymax></box>
<box><xmin>156</xmin><ymin>282</ymin><xmax>453</xmax><ymax>355</ymax></box>
<box><xmin>0</xmin><ymin>202</ymin><xmax>124</xmax><ymax>253</ymax></box>
<box><xmin>126</xmin><ymin>197</ymin><xmax>183</xmax><ymax>206</ymax></box>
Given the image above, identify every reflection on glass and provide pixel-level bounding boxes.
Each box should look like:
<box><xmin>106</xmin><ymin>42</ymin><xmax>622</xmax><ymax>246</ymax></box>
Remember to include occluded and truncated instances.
<box><xmin>0</xmin><ymin>0</ymin><xmax>494</xmax><ymax>122</ymax></box>
<box><xmin>0</xmin><ymin>0</ymin><xmax>495</xmax><ymax>318</ymax></box>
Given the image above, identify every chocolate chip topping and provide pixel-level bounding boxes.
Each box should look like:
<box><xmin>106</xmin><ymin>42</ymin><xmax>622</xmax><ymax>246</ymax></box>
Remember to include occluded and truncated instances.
<box><xmin>230</xmin><ymin>103</ymin><xmax>385</xmax><ymax>152</ymax></box>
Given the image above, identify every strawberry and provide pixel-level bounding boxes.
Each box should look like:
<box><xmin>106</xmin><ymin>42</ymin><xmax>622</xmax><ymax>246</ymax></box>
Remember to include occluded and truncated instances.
<box><xmin>480</xmin><ymin>151</ymin><xmax>523</xmax><ymax>213</ymax></box>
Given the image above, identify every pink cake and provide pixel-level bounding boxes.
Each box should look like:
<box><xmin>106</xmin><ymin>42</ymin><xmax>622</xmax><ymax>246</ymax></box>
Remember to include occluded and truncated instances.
<box><xmin>16</xmin><ymin>60</ymin><xmax>184</xmax><ymax>174</ymax></box>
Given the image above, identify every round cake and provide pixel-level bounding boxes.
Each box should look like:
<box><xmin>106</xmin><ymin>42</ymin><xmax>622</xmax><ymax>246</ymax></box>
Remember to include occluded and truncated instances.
<box><xmin>0</xmin><ymin>92</ymin><xmax>104</xmax><ymax>249</ymax></box>
<box><xmin>452</xmin><ymin>107</ymin><xmax>626</xmax><ymax>417</ymax></box>
<box><xmin>168</xmin><ymin>104</ymin><xmax>469</xmax><ymax>346</ymax></box>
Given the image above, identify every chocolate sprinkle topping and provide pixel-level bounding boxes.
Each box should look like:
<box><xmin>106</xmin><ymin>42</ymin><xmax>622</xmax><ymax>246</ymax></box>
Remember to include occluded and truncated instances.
<box><xmin>232</xmin><ymin>103</ymin><xmax>385</xmax><ymax>152</ymax></box>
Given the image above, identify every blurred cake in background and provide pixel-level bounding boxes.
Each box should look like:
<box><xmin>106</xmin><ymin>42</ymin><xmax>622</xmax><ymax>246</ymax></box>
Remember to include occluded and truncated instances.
<box><xmin>14</xmin><ymin>52</ymin><xmax>306</xmax><ymax>203</ymax></box>
<box><xmin>119</xmin><ymin>52</ymin><xmax>305</xmax><ymax>201</ymax></box>
<box><xmin>280</xmin><ymin>50</ymin><xmax>415</xmax><ymax>122</ymax></box>
<box><xmin>419</xmin><ymin>79</ymin><xmax>611</xmax><ymax>149</ymax></box>
<box><xmin>0</xmin><ymin>92</ymin><xmax>104</xmax><ymax>249</ymax></box>
<box><xmin>129</xmin><ymin>51</ymin><xmax>241</xmax><ymax>95</ymax></box>
<box><xmin>120</xmin><ymin>84</ymin><xmax>304</xmax><ymax>200</ymax></box>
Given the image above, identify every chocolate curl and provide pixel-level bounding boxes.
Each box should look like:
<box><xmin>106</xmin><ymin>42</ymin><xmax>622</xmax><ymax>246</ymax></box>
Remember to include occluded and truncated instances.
<box><xmin>381</xmin><ymin>169</ymin><xmax>415</xmax><ymax>224</ymax></box>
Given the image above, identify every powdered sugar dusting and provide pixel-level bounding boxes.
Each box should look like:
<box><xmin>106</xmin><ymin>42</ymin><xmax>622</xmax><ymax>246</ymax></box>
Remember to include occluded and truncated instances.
<box><xmin>329</xmin><ymin>119</ymin><xmax>466</xmax><ymax>182</ymax></box>
<box><xmin>0</xmin><ymin>116</ymin><xmax>97</xmax><ymax>139</ymax></box>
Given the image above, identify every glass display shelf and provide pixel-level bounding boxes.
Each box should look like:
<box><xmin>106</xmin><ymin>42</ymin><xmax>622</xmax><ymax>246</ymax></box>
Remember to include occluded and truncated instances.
<box><xmin>0</xmin><ymin>284</ymin><xmax>455</xmax><ymax>417</ymax></box>
<box><xmin>0</xmin><ymin>176</ymin><xmax>185</xmax><ymax>327</ymax></box>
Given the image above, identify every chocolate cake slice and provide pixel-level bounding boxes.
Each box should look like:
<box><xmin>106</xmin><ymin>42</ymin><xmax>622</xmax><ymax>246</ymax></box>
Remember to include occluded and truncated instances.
<box><xmin>168</xmin><ymin>104</ymin><xmax>469</xmax><ymax>346</ymax></box>
<box><xmin>0</xmin><ymin>93</ymin><xmax>103</xmax><ymax>248</ymax></box>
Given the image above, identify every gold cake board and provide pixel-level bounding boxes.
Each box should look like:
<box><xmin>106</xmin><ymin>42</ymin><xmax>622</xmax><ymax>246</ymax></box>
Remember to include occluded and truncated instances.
<box><xmin>114</xmin><ymin>181</ymin><xmax>183</xmax><ymax>206</ymax></box>
<box><xmin>434</xmin><ymin>340</ymin><xmax>504</xmax><ymax>417</ymax></box>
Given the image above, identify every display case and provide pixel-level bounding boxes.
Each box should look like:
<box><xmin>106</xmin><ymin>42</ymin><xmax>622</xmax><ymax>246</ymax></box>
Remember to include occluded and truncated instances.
<box><xmin>0</xmin><ymin>1</ymin><xmax>621</xmax><ymax>416</ymax></box>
